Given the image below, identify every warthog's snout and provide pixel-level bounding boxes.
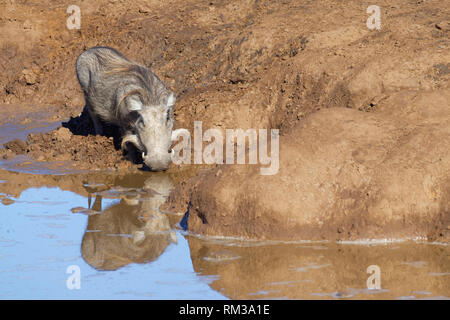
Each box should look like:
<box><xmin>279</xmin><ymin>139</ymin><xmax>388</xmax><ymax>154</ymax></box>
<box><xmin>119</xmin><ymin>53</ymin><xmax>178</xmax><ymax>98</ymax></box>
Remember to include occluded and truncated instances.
<box><xmin>141</xmin><ymin>128</ymin><xmax>190</xmax><ymax>171</ymax></box>
<box><xmin>142</xmin><ymin>150</ymin><xmax>172</xmax><ymax>171</ymax></box>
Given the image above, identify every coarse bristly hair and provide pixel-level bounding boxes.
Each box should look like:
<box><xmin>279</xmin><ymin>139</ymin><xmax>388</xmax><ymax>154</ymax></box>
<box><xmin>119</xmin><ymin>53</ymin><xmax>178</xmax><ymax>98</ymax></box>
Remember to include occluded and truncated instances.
<box><xmin>76</xmin><ymin>46</ymin><xmax>177</xmax><ymax>171</ymax></box>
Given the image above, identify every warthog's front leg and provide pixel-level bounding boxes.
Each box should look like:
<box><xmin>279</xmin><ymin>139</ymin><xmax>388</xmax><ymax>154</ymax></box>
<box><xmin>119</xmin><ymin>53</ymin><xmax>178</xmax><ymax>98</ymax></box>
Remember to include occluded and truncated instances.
<box><xmin>86</xmin><ymin>102</ymin><xmax>104</xmax><ymax>135</ymax></box>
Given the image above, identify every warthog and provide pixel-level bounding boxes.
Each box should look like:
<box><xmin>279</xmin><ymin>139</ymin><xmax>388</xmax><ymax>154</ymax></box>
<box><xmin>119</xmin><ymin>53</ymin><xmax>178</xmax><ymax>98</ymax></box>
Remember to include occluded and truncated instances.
<box><xmin>76</xmin><ymin>46</ymin><xmax>186</xmax><ymax>171</ymax></box>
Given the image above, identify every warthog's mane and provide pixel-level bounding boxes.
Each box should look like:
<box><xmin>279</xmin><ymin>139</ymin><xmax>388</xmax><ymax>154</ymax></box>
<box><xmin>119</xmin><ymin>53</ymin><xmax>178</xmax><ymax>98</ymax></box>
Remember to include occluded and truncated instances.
<box><xmin>91</xmin><ymin>48</ymin><xmax>169</xmax><ymax>117</ymax></box>
<box><xmin>94</xmin><ymin>49</ymin><xmax>169</xmax><ymax>110</ymax></box>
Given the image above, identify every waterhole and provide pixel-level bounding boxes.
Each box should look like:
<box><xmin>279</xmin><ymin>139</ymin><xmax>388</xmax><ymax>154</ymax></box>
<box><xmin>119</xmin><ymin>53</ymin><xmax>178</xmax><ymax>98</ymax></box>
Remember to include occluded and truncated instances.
<box><xmin>0</xmin><ymin>167</ymin><xmax>448</xmax><ymax>299</ymax></box>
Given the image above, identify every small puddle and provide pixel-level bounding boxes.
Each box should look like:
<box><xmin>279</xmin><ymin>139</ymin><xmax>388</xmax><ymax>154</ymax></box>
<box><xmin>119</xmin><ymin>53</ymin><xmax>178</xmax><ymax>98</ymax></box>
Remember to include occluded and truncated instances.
<box><xmin>0</xmin><ymin>112</ymin><xmax>60</xmax><ymax>146</ymax></box>
<box><xmin>0</xmin><ymin>155</ymin><xmax>87</xmax><ymax>175</ymax></box>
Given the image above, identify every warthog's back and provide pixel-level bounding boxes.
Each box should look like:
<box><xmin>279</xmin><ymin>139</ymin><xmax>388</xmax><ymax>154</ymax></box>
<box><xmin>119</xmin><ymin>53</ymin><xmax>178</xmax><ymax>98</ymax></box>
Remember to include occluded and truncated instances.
<box><xmin>76</xmin><ymin>46</ymin><xmax>169</xmax><ymax>124</ymax></box>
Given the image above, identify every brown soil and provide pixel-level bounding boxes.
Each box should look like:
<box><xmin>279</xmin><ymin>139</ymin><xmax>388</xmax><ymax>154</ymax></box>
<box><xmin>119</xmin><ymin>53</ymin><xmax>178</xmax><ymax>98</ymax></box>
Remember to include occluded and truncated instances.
<box><xmin>1</xmin><ymin>0</ymin><xmax>449</xmax><ymax>241</ymax></box>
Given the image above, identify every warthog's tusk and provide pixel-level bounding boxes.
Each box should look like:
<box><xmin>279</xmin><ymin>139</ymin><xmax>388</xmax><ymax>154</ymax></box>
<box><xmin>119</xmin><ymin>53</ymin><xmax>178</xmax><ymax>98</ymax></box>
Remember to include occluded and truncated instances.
<box><xmin>121</xmin><ymin>134</ymin><xmax>140</xmax><ymax>151</ymax></box>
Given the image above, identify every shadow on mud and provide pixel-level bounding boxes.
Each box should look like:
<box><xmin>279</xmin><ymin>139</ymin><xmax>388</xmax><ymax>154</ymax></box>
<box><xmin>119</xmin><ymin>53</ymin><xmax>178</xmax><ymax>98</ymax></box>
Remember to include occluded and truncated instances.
<box><xmin>62</xmin><ymin>105</ymin><xmax>145</xmax><ymax>166</ymax></box>
<box><xmin>62</xmin><ymin>106</ymin><xmax>121</xmax><ymax>147</ymax></box>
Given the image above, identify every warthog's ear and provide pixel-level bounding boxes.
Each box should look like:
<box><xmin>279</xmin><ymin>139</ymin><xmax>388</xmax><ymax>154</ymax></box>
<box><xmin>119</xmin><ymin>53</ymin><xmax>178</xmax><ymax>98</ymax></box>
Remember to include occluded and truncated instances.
<box><xmin>166</xmin><ymin>92</ymin><xmax>176</xmax><ymax>109</ymax></box>
<box><xmin>129</xmin><ymin>97</ymin><xmax>143</xmax><ymax>111</ymax></box>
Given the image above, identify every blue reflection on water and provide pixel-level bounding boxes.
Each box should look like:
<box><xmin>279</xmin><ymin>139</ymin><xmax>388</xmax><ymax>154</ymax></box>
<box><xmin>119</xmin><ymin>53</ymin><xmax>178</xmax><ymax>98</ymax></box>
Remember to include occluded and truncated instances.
<box><xmin>0</xmin><ymin>187</ymin><xmax>225</xmax><ymax>299</ymax></box>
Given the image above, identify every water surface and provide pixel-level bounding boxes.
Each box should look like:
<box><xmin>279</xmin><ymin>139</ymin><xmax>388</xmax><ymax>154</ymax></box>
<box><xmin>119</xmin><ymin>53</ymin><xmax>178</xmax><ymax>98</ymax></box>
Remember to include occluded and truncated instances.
<box><xmin>0</xmin><ymin>169</ymin><xmax>448</xmax><ymax>299</ymax></box>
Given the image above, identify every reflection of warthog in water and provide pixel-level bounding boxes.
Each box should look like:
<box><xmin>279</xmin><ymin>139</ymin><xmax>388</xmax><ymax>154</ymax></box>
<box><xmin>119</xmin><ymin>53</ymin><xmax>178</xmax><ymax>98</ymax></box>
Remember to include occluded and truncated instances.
<box><xmin>76</xmin><ymin>46</ymin><xmax>186</xmax><ymax>171</ymax></box>
<box><xmin>81</xmin><ymin>174</ymin><xmax>176</xmax><ymax>271</ymax></box>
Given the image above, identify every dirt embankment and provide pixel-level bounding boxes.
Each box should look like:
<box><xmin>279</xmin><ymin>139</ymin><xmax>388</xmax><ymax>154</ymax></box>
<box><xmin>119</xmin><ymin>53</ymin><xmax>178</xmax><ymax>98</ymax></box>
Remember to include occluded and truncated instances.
<box><xmin>169</xmin><ymin>92</ymin><xmax>450</xmax><ymax>242</ymax></box>
<box><xmin>1</xmin><ymin>0</ymin><xmax>449</xmax><ymax>241</ymax></box>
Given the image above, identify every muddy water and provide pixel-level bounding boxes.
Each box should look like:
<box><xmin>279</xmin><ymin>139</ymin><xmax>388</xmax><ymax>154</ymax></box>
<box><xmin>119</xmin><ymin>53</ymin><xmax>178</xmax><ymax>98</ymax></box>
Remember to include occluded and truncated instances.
<box><xmin>0</xmin><ymin>167</ymin><xmax>449</xmax><ymax>299</ymax></box>
<box><xmin>0</xmin><ymin>169</ymin><xmax>224</xmax><ymax>299</ymax></box>
<box><xmin>0</xmin><ymin>110</ymin><xmax>60</xmax><ymax>146</ymax></box>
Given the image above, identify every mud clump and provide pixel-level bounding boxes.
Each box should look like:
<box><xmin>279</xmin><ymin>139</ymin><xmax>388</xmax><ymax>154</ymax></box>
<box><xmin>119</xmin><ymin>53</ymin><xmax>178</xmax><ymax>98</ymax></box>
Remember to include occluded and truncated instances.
<box><xmin>23</xmin><ymin>129</ymin><xmax>129</xmax><ymax>170</ymax></box>
<box><xmin>0</xmin><ymin>104</ymin><xmax>136</xmax><ymax>170</ymax></box>
<box><xmin>0</xmin><ymin>196</ymin><xmax>15</xmax><ymax>206</ymax></box>
<box><xmin>53</xmin><ymin>127</ymin><xmax>71</xmax><ymax>141</ymax></box>
<box><xmin>1</xmin><ymin>113</ymin><xmax>131</xmax><ymax>170</ymax></box>
<box><xmin>3</xmin><ymin>139</ymin><xmax>27</xmax><ymax>155</ymax></box>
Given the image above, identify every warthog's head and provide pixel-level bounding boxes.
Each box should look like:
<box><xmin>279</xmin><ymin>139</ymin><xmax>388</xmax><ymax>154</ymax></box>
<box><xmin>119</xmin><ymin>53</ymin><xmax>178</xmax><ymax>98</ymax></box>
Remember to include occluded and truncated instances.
<box><xmin>121</xmin><ymin>93</ymin><xmax>179</xmax><ymax>171</ymax></box>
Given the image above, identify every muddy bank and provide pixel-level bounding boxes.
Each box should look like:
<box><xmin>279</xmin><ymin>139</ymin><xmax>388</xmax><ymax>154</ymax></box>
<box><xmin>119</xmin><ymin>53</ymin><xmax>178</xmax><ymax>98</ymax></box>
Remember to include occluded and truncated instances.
<box><xmin>0</xmin><ymin>107</ymin><xmax>132</xmax><ymax>171</ymax></box>
<box><xmin>168</xmin><ymin>90</ymin><xmax>450</xmax><ymax>242</ymax></box>
<box><xmin>1</xmin><ymin>0</ymin><xmax>449</xmax><ymax>170</ymax></box>
<box><xmin>1</xmin><ymin>0</ymin><xmax>449</xmax><ymax>241</ymax></box>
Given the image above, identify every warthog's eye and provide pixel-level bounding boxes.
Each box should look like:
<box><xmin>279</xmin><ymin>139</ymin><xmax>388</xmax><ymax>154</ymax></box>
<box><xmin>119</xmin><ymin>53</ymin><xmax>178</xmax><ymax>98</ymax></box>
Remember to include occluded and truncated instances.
<box><xmin>137</xmin><ymin>117</ymin><xmax>145</xmax><ymax>129</ymax></box>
